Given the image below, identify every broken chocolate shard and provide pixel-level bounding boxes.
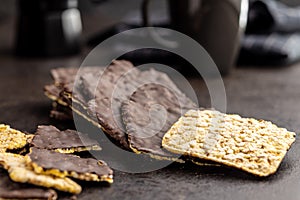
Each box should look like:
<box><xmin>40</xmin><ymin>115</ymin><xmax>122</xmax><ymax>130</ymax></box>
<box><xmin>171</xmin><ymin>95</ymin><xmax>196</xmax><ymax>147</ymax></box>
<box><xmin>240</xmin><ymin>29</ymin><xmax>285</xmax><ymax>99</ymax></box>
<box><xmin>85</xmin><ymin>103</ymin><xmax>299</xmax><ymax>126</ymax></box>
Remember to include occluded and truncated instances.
<box><xmin>27</xmin><ymin>148</ymin><xmax>113</xmax><ymax>183</ymax></box>
<box><xmin>30</xmin><ymin>125</ymin><xmax>101</xmax><ymax>153</ymax></box>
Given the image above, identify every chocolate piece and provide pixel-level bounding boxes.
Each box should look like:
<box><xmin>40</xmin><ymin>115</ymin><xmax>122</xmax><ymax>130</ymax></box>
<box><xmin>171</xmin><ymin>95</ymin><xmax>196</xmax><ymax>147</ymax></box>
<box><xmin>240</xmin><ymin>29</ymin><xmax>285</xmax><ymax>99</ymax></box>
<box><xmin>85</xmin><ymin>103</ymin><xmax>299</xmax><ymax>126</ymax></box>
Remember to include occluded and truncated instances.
<box><xmin>61</xmin><ymin>67</ymin><xmax>106</xmax><ymax>107</ymax></box>
<box><xmin>80</xmin><ymin>60</ymin><xmax>135</xmax><ymax>102</ymax></box>
<box><xmin>31</xmin><ymin>125</ymin><xmax>101</xmax><ymax>153</ymax></box>
<box><xmin>0</xmin><ymin>175</ymin><xmax>58</xmax><ymax>200</ymax></box>
<box><xmin>87</xmin><ymin>97</ymin><xmax>129</xmax><ymax>150</ymax></box>
<box><xmin>0</xmin><ymin>153</ymin><xmax>82</xmax><ymax>194</ymax></box>
<box><xmin>45</xmin><ymin>60</ymin><xmax>196</xmax><ymax>156</ymax></box>
<box><xmin>51</xmin><ymin>66</ymin><xmax>103</xmax><ymax>87</ymax></box>
<box><xmin>44</xmin><ymin>67</ymin><xmax>105</xmax><ymax>120</ymax></box>
<box><xmin>45</xmin><ymin>67</ymin><xmax>80</xmax><ymax>106</ymax></box>
<box><xmin>85</xmin><ymin>61</ymin><xmax>196</xmax><ymax>151</ymax></box>
<box><xmin>77</xmin><ymin>60</ymin><xmax>136</xmax><ymax>150</ymax></box>
<box><xmin>56</xmin><ymin>66</ymin><xmax>106</xmax><ymax>125</ymax></box>
<box><xmin>44</xmin><ymin>61</ymin><xmax>135</xmax><ymax>149</ymax></box>
<box><xmin>122</xmin><ymin>83</ymin><xmax>196</xmax><ymax>159</ymax></box>
<box><xmin>27</xmin><ymin>148</ymin><xmax>113</xmax><ymax>183</ymax></box>
<box><xmin>44</xmin><ymin>84</ymin><xmax>63</xmax><ymax>103</ymax></box>
<box><xmin>50</xmin><ymin>68</ymin><xmax>79</xmax><ymax>86</ymax></box>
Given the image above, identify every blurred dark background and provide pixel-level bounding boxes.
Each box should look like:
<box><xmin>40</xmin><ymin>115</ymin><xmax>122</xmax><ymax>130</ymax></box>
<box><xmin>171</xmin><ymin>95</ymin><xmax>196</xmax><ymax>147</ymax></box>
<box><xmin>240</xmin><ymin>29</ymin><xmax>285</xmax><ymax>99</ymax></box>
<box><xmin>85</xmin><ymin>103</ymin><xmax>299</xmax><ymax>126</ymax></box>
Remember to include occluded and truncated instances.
<box><xmin>2</xmin><ymin>0</ymin><xmax>300</xmax><ymax>75</ymax></box>
<box><xmin>0</xmin><ymin>0</ymin><xmax>245</xmax><ymax>75</ymax></box>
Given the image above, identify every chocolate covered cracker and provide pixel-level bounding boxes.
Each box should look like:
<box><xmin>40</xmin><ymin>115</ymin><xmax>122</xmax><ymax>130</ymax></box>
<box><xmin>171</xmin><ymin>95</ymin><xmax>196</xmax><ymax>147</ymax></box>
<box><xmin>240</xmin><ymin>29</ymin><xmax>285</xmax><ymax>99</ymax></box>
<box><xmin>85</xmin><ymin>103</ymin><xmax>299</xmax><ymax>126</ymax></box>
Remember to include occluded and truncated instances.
<box><xmin>30</xmin><ymin>125</ymin><xmax>101</xmax><ymax>153</ymax></box>
<box><xmin>80</xmin><ymin>60</ymin><xmax>136</xmax><ymax>150</ymax></box>
<box><xmin>27</xmin><ymin>148</ymin><xmax>113</xmax><ymax>183</ymax></box>
<box><xmin>60</xmin><ymin>66</ymin><xmax>105</xmax><ymax>108</ymax></box>
<box><xmin>0</xmin><ymin>153</ymin><xmax>82</xmax><ymax>194</ymax></box>
<box><xmin>122</xmin><ymin>84</ymin><xmax>196</xmax><ymax>160</ymax></box>
<box><xmin>44</xmin><ymin>67</ymin><xmax>104</xmax><ymax>120</ymax></box>
<box><xmin>85</xmin><ymin>61</ymin><xmax>196</xmax><ymax>151</ymax></box>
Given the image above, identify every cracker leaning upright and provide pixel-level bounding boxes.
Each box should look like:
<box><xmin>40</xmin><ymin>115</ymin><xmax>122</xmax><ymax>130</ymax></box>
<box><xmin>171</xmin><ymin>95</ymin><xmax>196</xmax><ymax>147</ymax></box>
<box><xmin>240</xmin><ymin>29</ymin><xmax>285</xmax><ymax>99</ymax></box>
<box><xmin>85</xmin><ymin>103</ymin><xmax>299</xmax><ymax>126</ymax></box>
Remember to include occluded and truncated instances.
<box><xmin>162</xmin><ymin>109</ymin><xmax>296</xmax><ymax>176</ymax></box>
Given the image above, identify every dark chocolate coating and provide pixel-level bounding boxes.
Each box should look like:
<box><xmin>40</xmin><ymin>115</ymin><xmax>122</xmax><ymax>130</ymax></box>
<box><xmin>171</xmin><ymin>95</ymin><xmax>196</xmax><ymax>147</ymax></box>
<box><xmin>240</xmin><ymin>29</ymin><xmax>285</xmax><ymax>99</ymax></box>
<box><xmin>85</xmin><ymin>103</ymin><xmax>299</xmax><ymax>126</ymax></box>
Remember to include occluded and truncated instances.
<box><xmin>83</xmin><ymin>60</ymin><xmax>136</xmax><ymax>150</ymax></box>
<box><xmin>28</xmin><ymin>147</ymin><xmax>113</xmax><ymax>178</ymax></box>
<box><xmin>31</xmin><ymin>125</ymin><xmax>100</xmax><ymax>150</ymax></box>
<box><xmin>122</xmin><ymin>83</ymin><xmax>196</xmax><ymax>158</ymax></box>
<box><xmin>50</xmin><ymin>67</ymin><xmax>79</xmax><ymax>86</ymax></box>
<box><xmin>48</xmin><ymin>66</ymin><xmax>104</xmax><ymax>107</ymax></box>
<box><xmin>85</xmin><ymin>61</ymin><xmax>193</xmax><ymax>151</ymax></box>
<box><xmin>44</xmin><ymin>84</ymin><xmax>62</xmax><ymax>100</ymax></box>
<box><xmin>47</xmin><ymin>61</ymin><xmax>135</xmax><ymax>150</ymax></box>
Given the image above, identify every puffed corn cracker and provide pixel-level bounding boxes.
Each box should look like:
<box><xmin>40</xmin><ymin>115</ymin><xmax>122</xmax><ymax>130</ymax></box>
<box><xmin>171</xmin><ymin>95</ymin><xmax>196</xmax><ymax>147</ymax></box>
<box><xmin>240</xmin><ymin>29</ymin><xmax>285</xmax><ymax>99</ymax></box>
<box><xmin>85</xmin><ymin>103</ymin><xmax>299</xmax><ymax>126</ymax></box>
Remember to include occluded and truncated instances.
<box><xmin>162</xmin><ymin>109</ymin><xmax>296</xmax><ymax>176</ymax></box>
<box><xmin>0</xmin><ymin>124</ymin><xmax>33</xmax><ymax>152</ymax></box>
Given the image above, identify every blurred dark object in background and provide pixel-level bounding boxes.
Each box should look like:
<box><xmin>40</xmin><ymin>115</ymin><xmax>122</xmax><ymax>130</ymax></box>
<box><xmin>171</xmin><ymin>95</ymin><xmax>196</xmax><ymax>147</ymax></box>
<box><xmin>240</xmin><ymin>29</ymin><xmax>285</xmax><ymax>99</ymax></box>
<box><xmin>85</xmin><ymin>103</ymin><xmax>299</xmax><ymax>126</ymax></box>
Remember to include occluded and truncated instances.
<box><xmin>239</xmin><ymin>33</ymin><xmax>300</xmax><ymax>65</ymax></box>
<box><xmin>16</xmin><ymin>0</ymin><xmax>82</xmax><ymax>57</ymax></box>
<box><xmin>239</xmin><ymin>0</ymin><xmax>300</xmax><ymax>66</ymax></box>
<box><xmin>245</xmin><ymin>0</ymin><xmax>274</xmax><ymax>34</ymax></box>
<box><xmin>0</xmin><ymin>0</ymin><xmax>15</xmax><ymax>22</ymax></box>
<box><xmin>88</xmin><ymin>0</ymin><xmax>248</xmax><ymax>75</ymax></box>
<box><xmin>169</xmin><ymin>0</ymin><xmax>248</xmax><ymax>75</ymax></box>
<box><xmin>246</xmin><ymin>0</ymin><xmax>300</xmax><ymax>34</ymax></box>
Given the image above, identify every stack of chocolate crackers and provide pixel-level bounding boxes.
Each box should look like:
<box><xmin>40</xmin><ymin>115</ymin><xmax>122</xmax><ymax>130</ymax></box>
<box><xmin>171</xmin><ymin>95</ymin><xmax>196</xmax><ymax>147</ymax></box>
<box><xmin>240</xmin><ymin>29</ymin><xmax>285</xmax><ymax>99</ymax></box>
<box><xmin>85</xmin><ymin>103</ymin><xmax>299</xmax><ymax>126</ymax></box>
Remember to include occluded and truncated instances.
<box><xmin>44</xmin><ymin>60</ymin><xmax>296</xmax><ymax>176</ymax></box>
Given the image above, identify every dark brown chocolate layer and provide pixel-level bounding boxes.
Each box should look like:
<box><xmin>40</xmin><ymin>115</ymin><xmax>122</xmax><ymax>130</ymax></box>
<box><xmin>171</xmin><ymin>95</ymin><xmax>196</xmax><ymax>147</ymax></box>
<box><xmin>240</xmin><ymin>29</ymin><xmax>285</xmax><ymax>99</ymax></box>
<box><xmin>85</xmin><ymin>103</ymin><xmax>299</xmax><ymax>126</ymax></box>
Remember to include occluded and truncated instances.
<box><xmin>45</xmin><ymin>61</ymin><xmax>134</xmax><ymax>150</ymax></box>
<box><xmin>87</xmin><ymin>97</ymin><xmax>129</xmax><ymax>149</ymax></box>
<box><xmin>63</xmin><ymin>67</ymin><xmax>105</xmax><ymax>105</ymax></box>
<box><xmin>85</xmin><ymin>61</ymin><xmax>193</xmax><ymax>151</ymax></box>
<box><xmin>31</xmin><ymin>125</ymin><xmax>100</xmax><ymax>150</ymax></box>
<box><xmin>83</xmin><ymin>60</ymin><xmax>136</xmax><ymax>150</ymax></box>
<box><xmin>0</xmin><ymin>174</ymin><xmax>57</xmax><ymax>200</ymax></box>
<box><xmin>28</xmin><ymin>147</ymin><xmax>113</xmax><ymax>179</ymax></box>
<box><xmin>51</xmin><ymin>66</ymin><xmax>104</xmax><ymax>89</ymax></box>
<box><xmin>45</xmin><ymin>61</ymin><xmax>195</xmax><ymax>156</ymax></box>
<box><xmin>44</xmin><ymin>84</ymin><xmax>62</xmax><ymax>101</ymax></box>
<box><xmin>46</xmin><ymin>66</ymin><xmax>105</xmax><ymax>108</ymax></box>
<box><xmin>122</xmin><ymin>83</ymin><xmax>196</xmax><ymax>158</ymax></box>
<box><xmin>50</xmin><ymin>67</ymin><xmax>79</xmax><ymax>86</ymax></box>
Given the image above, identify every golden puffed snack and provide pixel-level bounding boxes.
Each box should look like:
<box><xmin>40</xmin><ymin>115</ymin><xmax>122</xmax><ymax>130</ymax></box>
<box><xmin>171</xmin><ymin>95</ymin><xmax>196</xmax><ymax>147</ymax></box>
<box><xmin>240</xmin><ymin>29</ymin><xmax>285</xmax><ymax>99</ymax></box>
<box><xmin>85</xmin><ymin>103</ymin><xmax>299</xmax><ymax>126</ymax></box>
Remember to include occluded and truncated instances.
<box><xmin>0</xmin><ymin>124</ymin><xmax>33</xmax><ymax>153</ymax></box>
<box><xmin>0</xmin><ymin>153</ymin><xmax>82</xmax><ymax>194</ymax></box>
<box><xmin>162</xmin><ymin>109</ymin><xmax>296</xmax><ymax>177</ymax></box>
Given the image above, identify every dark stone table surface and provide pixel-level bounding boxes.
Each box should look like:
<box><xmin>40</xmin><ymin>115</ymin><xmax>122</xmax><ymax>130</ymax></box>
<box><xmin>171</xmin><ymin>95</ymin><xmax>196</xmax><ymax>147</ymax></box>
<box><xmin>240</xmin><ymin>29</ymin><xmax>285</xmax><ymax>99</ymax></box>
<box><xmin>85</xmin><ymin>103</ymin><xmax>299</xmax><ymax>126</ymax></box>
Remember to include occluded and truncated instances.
<box><xmin>1</xmin><ymin>45</ymin><xmax>300</xmax><ymax>200</ymax></box>
<box><xmin>0</xmin><ymin>1</ymin><xmax>300</xmax><ymax>200</ymax></box>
